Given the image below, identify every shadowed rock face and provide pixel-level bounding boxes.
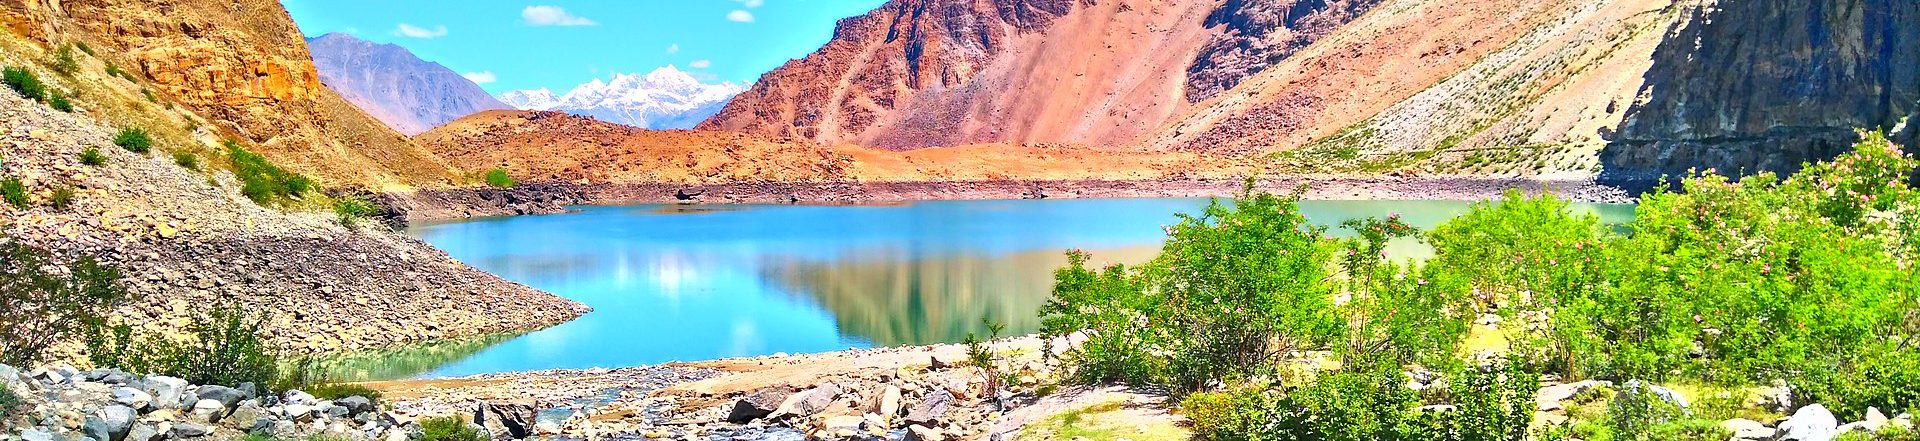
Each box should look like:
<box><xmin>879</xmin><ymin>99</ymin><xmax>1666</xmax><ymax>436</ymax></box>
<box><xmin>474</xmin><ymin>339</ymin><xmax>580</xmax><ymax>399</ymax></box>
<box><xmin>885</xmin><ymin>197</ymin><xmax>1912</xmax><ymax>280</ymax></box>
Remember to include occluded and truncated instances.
<box><xmin>1601</xmin><ymin>0</ymin><xmax>1920</xmax><ymax>188</ymax></box>
<box><xmin>1185</xmin><ymin>0</ymin><xmax>1385</xmax><ymax>102</ymax></box>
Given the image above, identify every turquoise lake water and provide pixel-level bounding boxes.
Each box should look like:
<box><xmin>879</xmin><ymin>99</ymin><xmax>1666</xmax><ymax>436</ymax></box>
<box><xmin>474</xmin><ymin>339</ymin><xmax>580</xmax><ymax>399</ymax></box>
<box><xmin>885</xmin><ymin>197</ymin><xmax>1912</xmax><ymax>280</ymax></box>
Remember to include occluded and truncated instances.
<box><xmin>349</xmin><ymin>198</ymin><xmax>1633</xmax><ymax>380</ymax></box>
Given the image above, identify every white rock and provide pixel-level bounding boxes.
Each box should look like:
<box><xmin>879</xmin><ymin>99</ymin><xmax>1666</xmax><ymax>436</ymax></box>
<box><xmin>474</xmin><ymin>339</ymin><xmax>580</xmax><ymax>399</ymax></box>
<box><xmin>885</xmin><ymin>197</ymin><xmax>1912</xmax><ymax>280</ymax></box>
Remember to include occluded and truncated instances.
<box><xmin>1535</xmin><ymin>380</ymin><xmax>1612</xmax><ymax>412</ymax></box>
<box><xmin>190</xmin><ymin>399</ymin><xmax>225</xmax><ymax>422</ymax></box>
<box><xmin>144</xmin><ymin>376</ymin><xmax>189</xmax><ymax>409</ymax></box>
<box><xmin>1723</xmin><ymin>418</ymin><xmax>1773</xmax><ymax>440</ymax></box>
<box><xmin>1777</xmin><ymin>403</ymin><xmax>1839</xmax><ymax>441</ymax></box>
<box><xmin>112</xmin><ymin>387</ymin><xmax>153</xmax><ymax>410</ymax></box>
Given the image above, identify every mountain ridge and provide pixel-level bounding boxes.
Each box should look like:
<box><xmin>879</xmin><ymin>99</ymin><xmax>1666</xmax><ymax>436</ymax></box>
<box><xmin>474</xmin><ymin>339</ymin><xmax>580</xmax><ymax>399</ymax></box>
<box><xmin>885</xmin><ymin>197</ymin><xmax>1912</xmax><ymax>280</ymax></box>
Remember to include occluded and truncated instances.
<box><xmin>498</xmin><ymin>66</ymin><xmax>743</xmax><ymax>130</ymax></box>
<box><xmin>307</xmin><ymin>32</ymin><xmax>511</xmax><ymax>136</ymax></box>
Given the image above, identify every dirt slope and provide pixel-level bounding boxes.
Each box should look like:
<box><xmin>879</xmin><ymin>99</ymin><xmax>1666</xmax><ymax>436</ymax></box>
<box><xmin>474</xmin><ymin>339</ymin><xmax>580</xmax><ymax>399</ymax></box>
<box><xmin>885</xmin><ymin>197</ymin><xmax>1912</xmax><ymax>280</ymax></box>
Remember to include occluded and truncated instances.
<box><xmin>699</xmin><ymin>0</ymin><xmax>1382</xmax><ymax>151</ymax></box>
<box><xmin>0</xmin><ymin>0</ymin><xmax>462</xmax><ymax>190</ymax></box>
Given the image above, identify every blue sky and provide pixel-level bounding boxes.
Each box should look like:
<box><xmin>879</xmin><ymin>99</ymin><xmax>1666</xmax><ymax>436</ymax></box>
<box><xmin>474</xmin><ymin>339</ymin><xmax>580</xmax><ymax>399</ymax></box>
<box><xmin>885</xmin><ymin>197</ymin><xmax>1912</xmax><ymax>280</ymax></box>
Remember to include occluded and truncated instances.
<box><xmin>281</xmin><ymin>1</ymin><xmax>889</xmax><ymax>94</ymax></box>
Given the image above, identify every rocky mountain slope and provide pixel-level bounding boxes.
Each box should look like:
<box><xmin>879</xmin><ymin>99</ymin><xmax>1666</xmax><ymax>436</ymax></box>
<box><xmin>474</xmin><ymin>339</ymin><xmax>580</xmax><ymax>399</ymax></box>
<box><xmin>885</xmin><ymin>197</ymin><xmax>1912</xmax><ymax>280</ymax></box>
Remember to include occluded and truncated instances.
<box><xmin>0</xmin><ymin>0</ymin><xmax>461</xmax><ymax>190</ymax></box>
<box><xmin>307</xmin><ymin>32</ymin><xmax>510</xmax><ymax>136</ymax></box>
<box><xmin>0</xmin><ymin>86</ymin><xmax>586</xmax><ymax>354</ymax></box>
<box><xmin>498</xmin><ymin>66</ymin><xmax>743</xmax><ymax>130</ymax></box>
<box><xmin>708</xmin><ymin>0</ymin><xmax>1917</xmax><ymax>182</ymax></box>
<box><xmin>1600</xmin><ymin>0</ymin><xmax>1920</xmax><ymax>185</ymax></box>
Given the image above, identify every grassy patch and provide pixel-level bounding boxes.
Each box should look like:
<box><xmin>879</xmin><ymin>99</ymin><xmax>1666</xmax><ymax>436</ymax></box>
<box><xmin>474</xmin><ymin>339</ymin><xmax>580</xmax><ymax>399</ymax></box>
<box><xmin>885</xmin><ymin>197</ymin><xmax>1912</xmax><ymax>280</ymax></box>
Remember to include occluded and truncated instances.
<box><xmin>1021</xmin><ymin>401</ymin><xmax>1185</xmax><ymax>441</ymax></box>
<box><xmin>3</xmin><ymin>66</ymin><xmax>47</xmax><ymax>101</ymax></box>
<box><xmin>79</xmin><ymin>147</ymin><xmax>107</xmax><ymax>166</ymax></box>
<box><xmin>48</xmin><ymin>186</ymin><xmax>74</xmax><ymax>210</ymax></box>
<box><xmin>484</xmin><ymin>167</ymin><xmax>515</xmax><ymax>188</ymax></box>
<box><xmin>1</xmin><ymin>177</ymin><xmax>25</xmax><ymax>209</ymax></box>
<box><xmin>173</xmin><ymin>151</ymin><xmax>199</xmax><ymax>170</ymax></box>
<box><xmin>113</xmin><ymin>127</ymin><xmax>152</xmax><ymax>153</ymax></box>
<box><xmin>227</xmin><ymin>141</ymin><xmax>314</xmax><ymax>206</ymax></box>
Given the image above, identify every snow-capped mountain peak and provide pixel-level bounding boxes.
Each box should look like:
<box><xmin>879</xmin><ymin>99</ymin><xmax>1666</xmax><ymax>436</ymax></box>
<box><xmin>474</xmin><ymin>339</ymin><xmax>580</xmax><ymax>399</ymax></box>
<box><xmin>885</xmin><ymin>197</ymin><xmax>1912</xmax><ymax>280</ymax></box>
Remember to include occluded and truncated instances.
<box><xmin>496</xmin><ymin>66</ymin><xmax>742</xmax><ymax>129</ymax></box>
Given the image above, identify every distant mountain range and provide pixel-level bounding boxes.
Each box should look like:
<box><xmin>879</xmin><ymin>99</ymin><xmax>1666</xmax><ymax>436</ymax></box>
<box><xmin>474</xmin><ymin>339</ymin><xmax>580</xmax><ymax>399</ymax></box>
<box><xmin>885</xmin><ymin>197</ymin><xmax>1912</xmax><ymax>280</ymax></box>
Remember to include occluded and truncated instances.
<box><xmin>498</xmin><ymin>66</ymin><xmax>744</xmax><ymax>130</ymax></box>
<box><xmin>307</xmin><ymin>33</ymin><xmax>510</xmax><ymax>136</ymax></box>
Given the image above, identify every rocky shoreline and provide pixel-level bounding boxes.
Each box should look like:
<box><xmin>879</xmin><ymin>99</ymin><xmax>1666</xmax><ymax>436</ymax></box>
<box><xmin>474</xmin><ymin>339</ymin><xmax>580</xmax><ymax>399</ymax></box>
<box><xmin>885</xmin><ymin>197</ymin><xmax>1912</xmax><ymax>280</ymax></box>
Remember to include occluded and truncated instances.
<box><xmin>385</xmin><ymin>177</ymin><xmax>1634</xmax><ymax>225</ymax></box>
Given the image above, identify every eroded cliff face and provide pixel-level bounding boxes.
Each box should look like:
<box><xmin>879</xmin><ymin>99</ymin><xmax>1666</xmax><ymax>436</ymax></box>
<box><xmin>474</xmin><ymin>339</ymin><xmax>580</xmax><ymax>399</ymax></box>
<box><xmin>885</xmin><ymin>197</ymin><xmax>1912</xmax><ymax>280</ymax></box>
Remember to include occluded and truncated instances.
<box><xmin>1184</xmin><ymin>0</ymin><xmax>1385</xmax><ymax>102</ymax></box>
<box><xmin>0</xmin><ymin>0</ymin><xmax>461</xmax><ymax>189</ymax></box>
<box><xmin>1600</xmin><ymin>0</ymin><xmax>1920</xmax><ymax>185</ymax></box>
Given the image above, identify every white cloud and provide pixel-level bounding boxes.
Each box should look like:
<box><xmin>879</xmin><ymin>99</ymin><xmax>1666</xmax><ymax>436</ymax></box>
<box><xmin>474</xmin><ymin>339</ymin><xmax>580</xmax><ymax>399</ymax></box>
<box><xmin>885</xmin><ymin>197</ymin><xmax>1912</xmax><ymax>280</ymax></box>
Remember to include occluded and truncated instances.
<box><xmin>726</xmin><ymin>10</ymin><xmax>754</xmax><ymax>23</ymax></box>
<box><xmin>522</xmin><ymin>5</ymin><xmax>598</xmax><ymax>26</ymax></box>
<box><xmin>738</xmin><ymin>0</ymin><xmax>765</xmax><ymax>7</ymax></box>
<box><xmin>394</xmin><ymin>23</ymin><xmax>448</xmax><ymax>39</ymax></box>
<box><xmin>688</xmin><ymin>60</ymin><xmax>712</xmax><ymax>69</ymax></box>
<box><xmin>462</xmin><ymin>71</ymin><xmax>498</xmax><ymax>84</ymax></box>
<box><xmin>667</xmin><ymin>43</ymin><xmax>680</xmax><ymax>54</ymax></box>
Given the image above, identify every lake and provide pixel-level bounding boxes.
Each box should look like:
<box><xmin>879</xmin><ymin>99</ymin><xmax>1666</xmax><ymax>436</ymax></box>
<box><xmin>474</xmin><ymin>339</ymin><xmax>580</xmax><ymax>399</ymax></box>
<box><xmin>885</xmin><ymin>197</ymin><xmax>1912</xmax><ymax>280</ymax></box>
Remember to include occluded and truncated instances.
<box><xmin>329</xmin><ymin>198</ymin><xmax>1633</xmax><ymax>380</ymax></box>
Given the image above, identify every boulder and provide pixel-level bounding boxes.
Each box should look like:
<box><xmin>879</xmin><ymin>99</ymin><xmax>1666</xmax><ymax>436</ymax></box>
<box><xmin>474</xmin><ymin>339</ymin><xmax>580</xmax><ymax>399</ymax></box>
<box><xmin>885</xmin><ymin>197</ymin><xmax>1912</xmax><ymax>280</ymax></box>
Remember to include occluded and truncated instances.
<box><xmin>1617</xmin><ymin>380</ymin><xmax>1688</xmax><ymax>410</ymax></box>
<box><xmin>819</xmin><ymin>415</ymin><xmax>865</xmax><ymax>437</ymax></box>
<box><xmin>112</xmin><ymin>387</ymin><xmax>154</xmax><ymax>410</ymax></box>
<box><xmin>905</xmin><ymin>390</ymin><xmax>954</xmax><ymax>426</ymax></box>
<box><xmin>335</xmin><ymin>396</ymin><xmax>375</xmax><ymax>416</ymax></box>
<box><xmin>1777</xmin><ymin>403</ymin><xmax>1839</xmax><ymax>441</ymax></box>
<box><xmin>192</xmin><ymin>386</ymin><xmax>248</xmax><ymax>408</ymax></box>
<box><xmin>189</xmin><ymin>399</ymin><xmax>225</xmax><ymax>423</ymax></box>
<box><xmin>770</xmin><ymin>383</ymin><xmax>842</xmax><ymax>420</ymax></box>
<box><xmin>284</xmin><ymin>390</ymin><xmax>317</xmax><ymax>406</ymax></box>
<box><xmin>170</xmin><ymin>423</ymin><xmax>210</xmax><ymax>438</ymax></box>
<box><xmin>285</xmin><ymin>404</ymin><xmax>316</xmax><ymax>421</ymax></box>
<box><xmin>879</xmin><ymin>385</ymin><xmax>903</xmax><ymax>423</ymax></box>
<box><xmin>20</xmin><ymin>429</ymin><xmax>54</xmax><ymax>441</ymax></box>
<box><xmin>96</xmin><ymin>405</ymin><xmax>138</xmax><ymax>441</ymax></box>
<box><xmin>125</xmin><ymin>424</ymin><xmax>161</xmax><ymax>441</ymax></box>
<box><xmin>144</xmin><ymin>377</ymin><xmax>189</xmax><ymax>409</ymax></box>
<box><xmin>475</xmin><ymin>402</ymin><xmax>537</xmax><ymax>440</ymax></box>
<box><xmin>726</xmin><ymin>388</ymin><xmax>788</xmax><ymax>423</ymax></box>
<box><xmin>85</xmin><ymin>415</ymin><xmax>114</xmax><ymax>441</ymax></box>
<box><xmin>907</xmin><ymin>424</ymin><xmax>945</xmax><ymax>441</ymax></box>
<box><xmin>1722</xmin><ymin>418</ymin><xmax>1773</xmax><ymax>440</ymax></box>
<box><xmin>225</xmin><ymin>402</ymin><xmax>265</xmax><ymax>430</ymax></box>
<box><xmin>1535</xmin><ymin>380</ymin><xmax>1612</xmax><ymax>412</ymax></box>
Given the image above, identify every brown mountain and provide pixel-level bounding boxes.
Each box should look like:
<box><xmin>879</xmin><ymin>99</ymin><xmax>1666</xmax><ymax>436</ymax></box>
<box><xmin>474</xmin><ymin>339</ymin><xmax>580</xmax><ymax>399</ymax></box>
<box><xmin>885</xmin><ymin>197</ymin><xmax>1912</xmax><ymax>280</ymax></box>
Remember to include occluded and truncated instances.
<box><xmin>308</xmin><ymin>32</ymin><xmax>510</xmax><ymax>136</ymax></box>
<box><xmin>707</xmin><ymin>0</ymin><xmax>1918</xmax><ymax>183</ymax></box>
<box><xmin>0</xmin><ymin>0</ymin><xmax>461</xmax><ymax>189</ymax></box>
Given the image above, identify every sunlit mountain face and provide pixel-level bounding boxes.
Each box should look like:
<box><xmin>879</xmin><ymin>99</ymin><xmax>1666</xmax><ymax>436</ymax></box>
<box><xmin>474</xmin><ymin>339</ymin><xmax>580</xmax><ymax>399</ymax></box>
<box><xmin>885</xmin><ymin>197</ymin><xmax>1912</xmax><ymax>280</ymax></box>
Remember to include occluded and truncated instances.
<box><xmin>498</xmin><ymin>66</ymin><xmax>744</xmax><ymax>130</ymax></box>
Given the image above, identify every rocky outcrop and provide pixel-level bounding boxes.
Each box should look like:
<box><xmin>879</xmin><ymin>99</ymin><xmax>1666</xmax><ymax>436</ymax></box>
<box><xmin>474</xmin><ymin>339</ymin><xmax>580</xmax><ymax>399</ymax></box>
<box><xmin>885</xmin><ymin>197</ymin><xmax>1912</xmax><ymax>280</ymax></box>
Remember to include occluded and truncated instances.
<box><xmin>308</xmin><ymin>33</ymin><xmax>510</xmax><ymax>136</ymax></box>
<box><xmin>1185</xmin><ymin>0</ymin><xmax>1385</xmax><ymax>102</ymax></box>
<box><xmin>1599</xmin><ymin>0</ymin><xmax>1920</xmax><ymax>187</ymax></box>
<box><xmin>0</xmin><ymin>0</ymin><xmax>462</xmax><ymax>189</ymax></box>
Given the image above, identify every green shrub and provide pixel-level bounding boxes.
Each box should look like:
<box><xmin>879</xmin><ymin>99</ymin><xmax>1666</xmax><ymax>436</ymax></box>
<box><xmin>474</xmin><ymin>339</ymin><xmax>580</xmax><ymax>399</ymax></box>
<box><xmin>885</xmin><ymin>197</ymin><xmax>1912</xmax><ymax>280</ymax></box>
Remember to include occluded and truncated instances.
<box><xmin>113</xmin><ymin>127</ymin><xmax>152</xmax><ymax>153</ymax></box>
<box><xmin>87</xmin><ymin>304</ymin><xmax>279</xmax><ymax>388</ymax></box>
<box><xmin>304</xmin><ymin>383</ymin><xmax>382</xmax><ymax>403</ymax></box>
<box><xmin>419</xmin><ymin>416</ymin><xmax>485</xmax><ymax>441</ymax></box>
<box><xmin>228</xmin><ymin>140</ymin><xmax>315</xmax><ymax>206</ymax></box>
<box><xmin>104</xmin><ymin>64</ymin><xmax>124</xmax><ymax>80</ymax></box>
<box><xmin>484</xmin><ymin>168</ymin><xmax>515</xmax><ymax>188</ymax></box>
<box><xmin>1334</xmin><ymin>215</ymin><xmax>1471</xmax><ymax>370</ymax></box>
<box><xmin>1</xmin><ymin>177</ymin><xmax>25</xmax><ymax>209</ymax></box>
<box><xmin>48</xmin><ymin>186</ymin><xmax>74</xmax><ymax>210</ymax></box>
<box><xmin>52</xmin><ymin>45</ymin><xmax>79</xmax><ymax>76</ymax></box>
<box><xmin>80</xmin><ymin>147</ymin><xmax>107</xmax><ymax>166</ymax></box>
<box><xmin>332</xmin><ymin>195</ymin><xmax>379</xmax><ymax>227</ymax></box>
<box><xmin>141</xmin><ymin>88</ymin><xmax>156</xmax><ymax>103</ymax></box>
<box><xmin>0</xmin><ymin>382</ymin><xmax>18</xmax><ymax>416</ymax></box>
<box><xmin>1799</xmin><ymin>343</ymin><xmax>1920</xmax><ymax>420</ymax></box>
<box><xmin>1040</xmin><ymin>250</ymin><xmax>1160</xmax><ymax>385</ymax></box>
<box><xmin>48</xmin><ymin>90</ymin><xmax>72</xmax><ymax>112</ymax></box>
<box><xmin>3</xmin><ymin>66</ymin><xmax>46</xmax><ymax>101</ymax></box>
<box><xmin>74</xmin><ymin>42</ymin><xmax>93</xmax><ymax>56</ymax></box>
<box><xmin>173</xmin><ymin>151</ymin><xmax>199</xmax><ymax>170</ymax></box>
<box><xmin>1</xmin><ymin>238</ymin><xmax>132</xmax><ymax>366</ymax></box>
<box><xmin>1181</xmin><ymin>386</ymin><xmax>1281</xmax><ymax>441</ymax></box>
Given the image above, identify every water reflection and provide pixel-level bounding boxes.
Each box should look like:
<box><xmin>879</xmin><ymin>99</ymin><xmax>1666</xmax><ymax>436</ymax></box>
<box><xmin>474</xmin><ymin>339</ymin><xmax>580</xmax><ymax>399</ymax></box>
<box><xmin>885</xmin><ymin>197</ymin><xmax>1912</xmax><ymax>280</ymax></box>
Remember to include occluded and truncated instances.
<box><xmin>388</xmin><ymin>198</ymin><xmax>1633</xmax><ymax>380</ymax></box>
<box><xmin>760</xmin><ymin>246</ymin><xmax>1159</xmax><ymax>346</ymax></box>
